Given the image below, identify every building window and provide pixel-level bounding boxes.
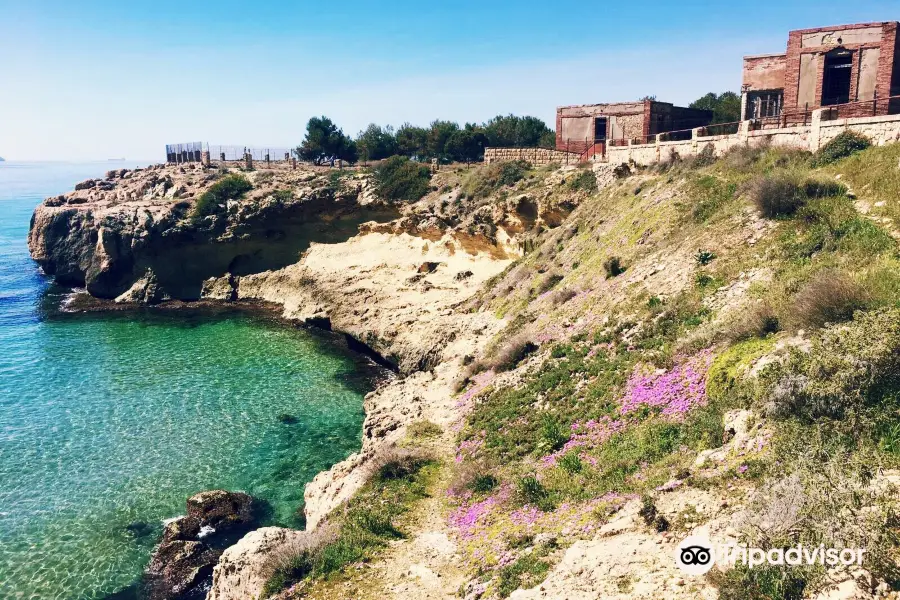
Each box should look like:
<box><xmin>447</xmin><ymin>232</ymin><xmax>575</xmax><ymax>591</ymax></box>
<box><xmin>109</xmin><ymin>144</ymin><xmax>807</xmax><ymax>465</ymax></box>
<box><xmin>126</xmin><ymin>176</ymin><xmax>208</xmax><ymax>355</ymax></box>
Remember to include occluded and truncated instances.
<box><xmin>822</xmin><ymin>49</ymin><xmax>853</xmax><ymax>106</ymax></box>
<box><xmin>748</xmin><ymin>90</ymin><xmax>784</xmax><ymax>119</ymax></box>
<box><xmin>593</xmin><ymin>118</ymin><xmax>607</xmax><ymax>142</ymax></box>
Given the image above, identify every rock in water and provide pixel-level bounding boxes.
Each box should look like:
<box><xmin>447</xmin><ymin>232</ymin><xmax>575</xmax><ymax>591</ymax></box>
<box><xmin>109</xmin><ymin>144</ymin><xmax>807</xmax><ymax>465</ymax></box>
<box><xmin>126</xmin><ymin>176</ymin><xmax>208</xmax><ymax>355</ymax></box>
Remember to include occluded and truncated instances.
<box><xmin>186</xmin><ymin>489</ymin><xmax>255</xmax><ymax>531</ymax></box>
<box><xmin>145</xmin><ymin>490</ymin><xmax>258</xmax><ymax>600</ymax></box>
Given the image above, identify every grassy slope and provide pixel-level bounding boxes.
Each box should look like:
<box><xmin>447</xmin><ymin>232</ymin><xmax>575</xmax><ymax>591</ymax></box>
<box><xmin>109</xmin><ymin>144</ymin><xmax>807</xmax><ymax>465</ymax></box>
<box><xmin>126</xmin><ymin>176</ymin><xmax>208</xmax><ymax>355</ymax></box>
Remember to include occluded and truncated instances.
<box><xmin>449</xmin><ymin>143</ymin><xmax>900</xmax><ymax>598</ymax></box>
<box><xmin>266</xmin><ymin>142</ymin><xmax>900</xmax><ymax>599</ymax></box>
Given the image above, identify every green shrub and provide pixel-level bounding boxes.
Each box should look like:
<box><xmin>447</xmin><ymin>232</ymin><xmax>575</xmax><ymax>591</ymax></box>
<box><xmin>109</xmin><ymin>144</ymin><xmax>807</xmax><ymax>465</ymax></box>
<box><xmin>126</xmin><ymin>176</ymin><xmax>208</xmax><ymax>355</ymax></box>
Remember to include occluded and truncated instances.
<box><xmin>812</xmin><ymin>130</ymin><xmax>871</xmax><ymax>167</ymax></box>
<box><xmin>536</xmin><ymin>416</ymin><xmax>568</xmax><ymax>454</ymax></box>
<box><xmin>762</xmin><ymin>307</ymin><xmax>900</xmax><ymax>421</ymax></box>
<box><xmin>567</xmin><ymin>170</ymin><xmax>598</xmax><ymax>193</ymax></box>
<box><xmin>709</xmin><ymin>563</ymin><xmax>808</xmax><ymax>600</ymax></box>
<box><xmin>638</xmin><ymin>495</ymin><xmax>669</xmax><ymax>532</ymax></box>
<box><xmin>406</xmin><ymin>420</ymin><xmax>442</xmax><ymax>439</ymax></box>
<box><xmin>496</xmin><ymin>160</ymin><xmax>529</xmax><ymax>187</ymax></box>
<box><xmin>558</xmin><ymin>452</ymin><xmax>583</xmax><ymax>473</ymax></box>
<box><xmin>516</xmin><ymin>475</ymin><xmax>553</xmax><ymax>509</ymax></box>
<box><xmin>604</xmin><ymin>256</ymin><xmax>626</xmax><ymax>278</ymax></box>
<box><xmin>462</xmin><ymin>160</ymin><xmax>529</xmax><ymax>199</ymax></box>
<box><xmin>494</xmin><ymin>547</ymin><xmax>552</xmax><ymax>598</ymax></box>
<box><xmin>705</xmin><ymin>337</ymin><xmax>774</xmax><ymax>404</ymax></box>
<box><xmin>372</xmin><ymin>155</ymin><xmax>432</xmax><ymax>202</ymax></box>
<box><xmin>470</xmin><ymin>473</ymin><xmax>499</xmax><ymax>493</ymax></box>
<box><xmin>803</xmin><ymin>178</ymin><xmax>846</xmax><ymax>199</ymax></box>
<box><xmin>270</xmin><ymin>189</ymin><xmax>293</xmax><ymax>204</ymax></box>
<box><xmin>695</xmin><ymin>249</ymin><xmax>716</xmax><ymax>266</ymax></box>
<box><xmin>194</xmin><ymin>174</ymin><xmax>252</xmax><ymax>217</ymax></box>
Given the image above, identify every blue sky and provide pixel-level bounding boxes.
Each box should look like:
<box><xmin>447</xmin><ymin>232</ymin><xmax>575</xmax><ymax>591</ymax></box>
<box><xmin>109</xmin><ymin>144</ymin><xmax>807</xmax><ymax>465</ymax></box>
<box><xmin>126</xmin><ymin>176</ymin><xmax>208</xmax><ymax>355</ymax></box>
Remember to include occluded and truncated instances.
<box><xmin>1</xmin><ymin>1</ymin><xmax>897</xmax><ymax>160</ymax></box>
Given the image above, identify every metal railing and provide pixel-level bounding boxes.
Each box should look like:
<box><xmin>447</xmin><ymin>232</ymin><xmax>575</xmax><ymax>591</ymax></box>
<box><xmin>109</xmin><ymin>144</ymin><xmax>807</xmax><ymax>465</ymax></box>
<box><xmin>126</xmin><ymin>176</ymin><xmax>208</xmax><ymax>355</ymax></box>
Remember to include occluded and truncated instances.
<box><xmin>753</xmin><ymin>93</ymin><xmax>900</xmax><ymax>130</ymax></box>
<box><xmin>164</xmin><ymin>142</ymin><xmax>294</xmax><ymax>164</ymax></box>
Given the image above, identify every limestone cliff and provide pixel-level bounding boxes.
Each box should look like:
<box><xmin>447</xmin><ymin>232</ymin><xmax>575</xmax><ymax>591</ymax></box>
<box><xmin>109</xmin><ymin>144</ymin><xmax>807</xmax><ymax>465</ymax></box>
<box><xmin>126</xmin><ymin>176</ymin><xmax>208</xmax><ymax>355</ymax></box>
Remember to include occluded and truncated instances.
<box><xmin>27</xmin><ymin>164</ymin><xmax>399</xmax><ymax>302</ymax></box>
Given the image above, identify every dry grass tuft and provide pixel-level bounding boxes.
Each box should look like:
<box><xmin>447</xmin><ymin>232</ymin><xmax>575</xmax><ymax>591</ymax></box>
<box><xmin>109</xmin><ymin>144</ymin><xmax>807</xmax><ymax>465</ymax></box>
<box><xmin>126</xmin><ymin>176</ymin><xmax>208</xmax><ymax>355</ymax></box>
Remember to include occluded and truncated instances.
<box><xmin>787</xmin><ymin>270</ymin><xmax>871</xmax><ymax>330</ymax></box>
<box><xmin>488</xmin><ymin>333</ymin><xmax>539</xmax><ymax>372</ymax></box>
<box><xmin>726</xmin><ymin>300</ymin><xmax>780</xmax><ymax>340</ymax></box>
<box><xmin>744</xmin><ymin>173</ymin><xmax>807</xmax><ymax>218</ymax></box>
<box><xmin>363</xmin><ymin>445</ymin><xmax>434</xmax><ymax>483</ymax></box>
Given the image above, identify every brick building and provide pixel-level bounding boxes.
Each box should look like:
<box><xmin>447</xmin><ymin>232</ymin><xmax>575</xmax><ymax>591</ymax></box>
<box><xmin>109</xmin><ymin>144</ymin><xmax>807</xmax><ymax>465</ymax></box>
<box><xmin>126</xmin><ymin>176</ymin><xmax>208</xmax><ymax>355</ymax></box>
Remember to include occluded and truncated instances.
<box><xmin>555</xmin><ymin>100</ymin><xmax>712</xmax><ymax>155</ymax></box>
<box><xmin>742</xmin><ymin>21</ymin><xmax>900</xmax><ymax>121</ymax></box>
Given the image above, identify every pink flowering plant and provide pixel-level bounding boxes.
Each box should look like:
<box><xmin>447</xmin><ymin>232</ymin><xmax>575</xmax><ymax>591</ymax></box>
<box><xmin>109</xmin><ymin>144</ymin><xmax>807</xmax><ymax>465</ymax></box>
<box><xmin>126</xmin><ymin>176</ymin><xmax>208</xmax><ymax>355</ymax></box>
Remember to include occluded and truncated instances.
<box><xmin>619</xmin><ymin>351</ymin><xmax>714</xmax><ymax>417</ymax></box>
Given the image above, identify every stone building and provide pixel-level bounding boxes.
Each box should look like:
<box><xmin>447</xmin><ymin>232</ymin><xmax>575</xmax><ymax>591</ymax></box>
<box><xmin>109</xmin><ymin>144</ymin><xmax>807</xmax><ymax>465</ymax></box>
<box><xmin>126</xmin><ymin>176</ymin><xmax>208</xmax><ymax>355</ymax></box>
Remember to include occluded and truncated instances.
<box><xmin>742</xmin><ymin>21</ymin><xmax>900</xmax><ymax>121</ymax></box>
<box><xmin>555</xmin><ymin>100</ymin><xmax>712</xmax><ymax>155</ymax></box>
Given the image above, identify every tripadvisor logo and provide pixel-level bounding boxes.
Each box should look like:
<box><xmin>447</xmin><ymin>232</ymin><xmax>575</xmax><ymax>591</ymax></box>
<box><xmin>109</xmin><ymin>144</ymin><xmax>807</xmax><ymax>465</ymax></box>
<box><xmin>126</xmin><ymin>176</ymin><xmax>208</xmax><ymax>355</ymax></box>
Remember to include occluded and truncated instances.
<box><xmin>674</xmin><ymin>535</ymin><xmax>867</xmax><ymax>575</ymax></box>
<box><xmin>675</xmin><ymin>535</ymin><xmax>716</xmax><ymax>575</ymax></box>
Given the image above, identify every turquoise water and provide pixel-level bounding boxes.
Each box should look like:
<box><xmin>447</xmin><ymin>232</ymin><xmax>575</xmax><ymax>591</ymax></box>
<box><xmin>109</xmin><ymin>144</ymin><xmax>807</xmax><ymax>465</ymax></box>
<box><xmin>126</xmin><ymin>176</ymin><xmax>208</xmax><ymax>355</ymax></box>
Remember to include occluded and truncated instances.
<box><xmin>0</xmin><ymin>163</ymin><xmax>374</xmax><ymax>599</ymax></box>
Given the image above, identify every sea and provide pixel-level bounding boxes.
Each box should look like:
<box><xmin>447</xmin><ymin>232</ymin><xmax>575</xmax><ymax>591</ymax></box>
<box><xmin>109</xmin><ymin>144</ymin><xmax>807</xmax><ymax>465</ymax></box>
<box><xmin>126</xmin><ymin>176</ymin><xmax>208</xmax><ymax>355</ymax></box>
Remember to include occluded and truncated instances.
<box><xmin>0</xmin><ymin>161</ymin><xmax>373</xmax><ymax>599</ymax></box>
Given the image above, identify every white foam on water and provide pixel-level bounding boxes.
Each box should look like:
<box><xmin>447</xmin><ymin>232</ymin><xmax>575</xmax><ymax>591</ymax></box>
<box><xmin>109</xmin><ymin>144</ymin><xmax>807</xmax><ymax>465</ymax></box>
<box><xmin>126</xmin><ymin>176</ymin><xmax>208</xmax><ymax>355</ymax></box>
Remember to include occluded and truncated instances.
<box><xmin>197</xmin><ymin>525</ymin><xmax>216</xmax><ymax>539</ymax></box>
<box><xmin>61</xmin><ymin>288</ymin><xmax>86</xmax><ymax>309</ymax></box>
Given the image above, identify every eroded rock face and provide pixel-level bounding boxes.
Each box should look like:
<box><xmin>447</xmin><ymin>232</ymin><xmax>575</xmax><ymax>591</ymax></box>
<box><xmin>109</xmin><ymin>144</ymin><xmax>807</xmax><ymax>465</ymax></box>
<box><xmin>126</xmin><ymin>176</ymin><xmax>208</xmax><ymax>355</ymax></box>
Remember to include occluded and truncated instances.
<box><xmin>145</xmin><ymin>490</ymin><xmax>258</xmax><ymax>600</ymax></box>
<box><xmin>28</xmin><ymin>164</ymin><xmax>399</xmax><ymax>300</ymax></box>
<box><xmin>207</xmin><ymin>527</ymin><xmax>306</xmax><ymax>600</ymax></box>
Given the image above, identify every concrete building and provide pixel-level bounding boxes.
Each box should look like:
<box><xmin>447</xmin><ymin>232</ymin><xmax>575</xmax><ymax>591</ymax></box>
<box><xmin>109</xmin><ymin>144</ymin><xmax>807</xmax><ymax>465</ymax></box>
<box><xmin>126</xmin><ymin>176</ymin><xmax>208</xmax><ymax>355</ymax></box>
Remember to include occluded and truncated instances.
<box><xmin>555</xmin><ymin>100</ymin><xmax>712</xmax><ymax>155</ymax></box>
<box><xmin>742</xmin><ymin>21</ymin><xmax>900</xmax><ymax>122</ymax></box>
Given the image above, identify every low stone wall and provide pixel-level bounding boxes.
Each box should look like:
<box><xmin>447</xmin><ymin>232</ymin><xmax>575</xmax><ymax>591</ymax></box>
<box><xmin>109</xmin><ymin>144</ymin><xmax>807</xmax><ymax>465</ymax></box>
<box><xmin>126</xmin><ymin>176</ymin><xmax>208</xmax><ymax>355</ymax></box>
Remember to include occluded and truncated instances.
<box><xmin>605</xmin><ymin>111</ymin><xmax>900</xmax><ymax>166</ymax></box>
<box><xmin>484</xmin><ymin>147</ymin><xmax>581</xmax><ymax>165</ymax></box>
<box><xmin>818</xmin><ymin>113</ymin><xmax>900</xmax><ymax>146</ymax></box>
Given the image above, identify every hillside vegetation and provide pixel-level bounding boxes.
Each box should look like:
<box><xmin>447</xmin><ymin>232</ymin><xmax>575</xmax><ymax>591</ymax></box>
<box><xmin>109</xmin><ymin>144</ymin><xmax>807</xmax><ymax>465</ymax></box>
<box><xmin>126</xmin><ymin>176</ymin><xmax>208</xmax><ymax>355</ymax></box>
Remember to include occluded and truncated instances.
<box><xmin>271</xmin><ymin>138</ymin><xmax>900</xmax><ymax>600</ymax></box>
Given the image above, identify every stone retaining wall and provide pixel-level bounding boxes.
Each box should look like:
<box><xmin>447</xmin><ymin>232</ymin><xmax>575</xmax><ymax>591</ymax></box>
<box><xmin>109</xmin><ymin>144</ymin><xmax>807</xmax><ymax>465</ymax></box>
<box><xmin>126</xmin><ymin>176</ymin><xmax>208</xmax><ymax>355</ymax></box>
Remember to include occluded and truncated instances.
<box><xmin>605</xmin><ymin>110</ymin><xmax>900</xmax><ymax>166</ymax></box>
<box><xmin>484</xmin><ymin>147</ymin><xmax>581</xmax><ymax>165</ymax></box>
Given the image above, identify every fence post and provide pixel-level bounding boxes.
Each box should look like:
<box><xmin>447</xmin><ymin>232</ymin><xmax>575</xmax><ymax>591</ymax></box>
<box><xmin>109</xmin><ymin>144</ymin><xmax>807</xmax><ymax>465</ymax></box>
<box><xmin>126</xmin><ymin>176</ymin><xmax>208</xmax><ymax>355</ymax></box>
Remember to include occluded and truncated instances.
<box><xmin>810</xmin><ymin>108</ymin><xmax>826</xmax><ymax>152</ymax></box>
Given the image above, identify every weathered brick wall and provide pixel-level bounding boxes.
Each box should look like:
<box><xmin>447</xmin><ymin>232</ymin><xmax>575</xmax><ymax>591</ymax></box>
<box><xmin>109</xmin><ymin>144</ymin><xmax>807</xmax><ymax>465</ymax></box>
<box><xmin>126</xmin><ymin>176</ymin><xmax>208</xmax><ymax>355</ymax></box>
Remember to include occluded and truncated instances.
<box><xmin>484</xmin><ymin>147</ymin><xmax>581</xmax><ymax>165</ymax></box>
<box><xmin>743</xmin><ymin>54</ymin><xmax>787</xmax><ymax>91</ymax></box>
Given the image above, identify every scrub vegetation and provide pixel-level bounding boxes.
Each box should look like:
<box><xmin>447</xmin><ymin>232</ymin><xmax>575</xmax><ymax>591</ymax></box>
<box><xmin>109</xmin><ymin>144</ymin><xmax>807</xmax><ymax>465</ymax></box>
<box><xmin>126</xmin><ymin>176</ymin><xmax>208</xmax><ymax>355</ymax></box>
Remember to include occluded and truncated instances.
<box><xmin>193</xmin><ymin>174</ymin><xmax>252</xmax><ymax>217</ymax></box>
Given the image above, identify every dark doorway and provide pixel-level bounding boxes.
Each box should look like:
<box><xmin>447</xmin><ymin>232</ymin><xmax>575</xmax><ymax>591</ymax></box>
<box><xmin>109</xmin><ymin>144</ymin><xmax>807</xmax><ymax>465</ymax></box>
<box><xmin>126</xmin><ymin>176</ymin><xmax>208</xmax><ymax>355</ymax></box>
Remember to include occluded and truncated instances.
<box><xmin>594</xmin><ymin>117</ymin><xmax>607</xmax><ymax>142</ymax></box>
<box><xmin>822</xmin><ymin>50</ymin><xmax>853</xmax><ymax>106</ymax></box>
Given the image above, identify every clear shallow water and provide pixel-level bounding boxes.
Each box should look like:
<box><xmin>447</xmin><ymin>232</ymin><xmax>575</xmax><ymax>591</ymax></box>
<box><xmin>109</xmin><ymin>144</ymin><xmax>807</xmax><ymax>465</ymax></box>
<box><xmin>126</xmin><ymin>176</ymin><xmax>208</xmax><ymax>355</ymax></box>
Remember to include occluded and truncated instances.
<box><xmin>0</xmin><ymin>163</ymin><xmax>373</xmax><ymax>599</ymax></box>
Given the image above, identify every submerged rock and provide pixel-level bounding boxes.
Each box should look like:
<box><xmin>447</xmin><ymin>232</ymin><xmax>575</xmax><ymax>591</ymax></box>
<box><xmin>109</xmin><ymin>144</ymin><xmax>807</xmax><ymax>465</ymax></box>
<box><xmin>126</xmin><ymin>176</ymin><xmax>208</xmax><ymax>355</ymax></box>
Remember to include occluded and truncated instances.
<box><xmin>125</xmin><ymin>521</ymin><xmax>156</xmax><ymax>539</ymax></box>
<box><xmin>277</xmin><ymin>413</ymin><xmax>299</xmax><ymax>425</ymax></box>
